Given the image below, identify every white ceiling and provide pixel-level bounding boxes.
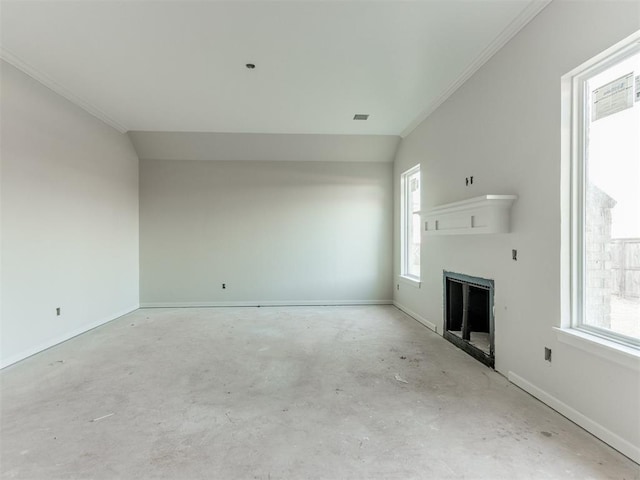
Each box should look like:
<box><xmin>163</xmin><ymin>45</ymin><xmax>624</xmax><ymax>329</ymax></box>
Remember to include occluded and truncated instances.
<box><xmin>1</xmin><ymin>0</ymin><xmax>548</xmax><ymax>136</ymax></box>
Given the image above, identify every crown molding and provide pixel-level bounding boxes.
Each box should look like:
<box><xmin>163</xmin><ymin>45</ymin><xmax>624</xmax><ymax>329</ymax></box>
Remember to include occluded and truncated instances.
<box><xmin>1</xmin><ymin>46</ymin><xmax>128</xmax><ymax>134</ymax></box>
<box><xmin>400</xmin><ymin>0</ymin><xmax>553</xmax><ymax>138</ymax></box>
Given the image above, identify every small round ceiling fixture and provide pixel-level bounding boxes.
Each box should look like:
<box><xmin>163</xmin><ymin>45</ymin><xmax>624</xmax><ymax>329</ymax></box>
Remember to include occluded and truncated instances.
<box><xmin>246</xmin><ymin>63</ymin><xmax>256</xmax><ymax>69</ymax></box>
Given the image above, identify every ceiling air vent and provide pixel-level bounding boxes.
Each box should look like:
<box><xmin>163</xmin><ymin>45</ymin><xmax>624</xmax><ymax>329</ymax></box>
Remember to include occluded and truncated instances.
<box><xmin>353</xmin><ymin>114</ymin><xmax>369</xmax><ymax>120</ymax></box>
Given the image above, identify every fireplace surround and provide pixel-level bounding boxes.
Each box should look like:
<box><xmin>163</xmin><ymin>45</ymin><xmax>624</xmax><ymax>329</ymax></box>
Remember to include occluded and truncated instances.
<box><xmin>443</xmin><ymin>271</ymin><xmax>495</xmax><ymax>368</ymax></box>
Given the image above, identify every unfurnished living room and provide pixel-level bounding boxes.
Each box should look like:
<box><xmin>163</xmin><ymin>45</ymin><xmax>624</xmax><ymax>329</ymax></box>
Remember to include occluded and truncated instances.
<box><xmin>1</xmin><ymin>1</ymin><xmax>639</xmax><ymax>478</ymax></box>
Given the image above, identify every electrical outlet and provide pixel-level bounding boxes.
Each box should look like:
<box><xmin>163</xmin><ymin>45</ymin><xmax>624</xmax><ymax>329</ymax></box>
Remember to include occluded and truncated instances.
<box><xmin>512</xmin><ymin>249</ymin><xmax>518</xmax><ymax>261</ymax></box>
<box><xmin>56</xmin><ymin>307</ymin><xmax>61</xmax><ymax>316</ymax></box>
<box><xmin>222</xmin><ymin>283</ymin><xmax>226</xmax><ymax>290</ymax></box>
<box><xmin>544</xmin><ymin>347</ymin><xmax>552</xmax><ymax>362</ymax></box>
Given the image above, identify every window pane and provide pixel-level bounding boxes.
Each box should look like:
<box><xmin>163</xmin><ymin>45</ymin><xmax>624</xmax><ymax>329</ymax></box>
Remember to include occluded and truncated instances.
<box><xmin>583</xmin><ymin>51</ymin><xmax>640</xmax><ymax>340</ymax></box>
<box><xmin>410</xmin><ymin>171</ymin><xmax>420</xmax><ymax>213</ymax></box>
<box><xmin>409</xmin><ymin>212</ymin><xmax>421</xmax><ymax>277</ymax></box>
<box><xmin>401</xmin><ymin>166</ymin><xmax>420</xmax><ymax>279</ymax></box>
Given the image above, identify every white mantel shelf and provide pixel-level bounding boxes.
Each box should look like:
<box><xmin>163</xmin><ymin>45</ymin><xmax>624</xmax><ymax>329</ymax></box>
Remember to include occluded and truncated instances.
<box><xmin>423</xmin><ymin>194</ymin><xmax>518</xmax><ymax>235</ymax></box>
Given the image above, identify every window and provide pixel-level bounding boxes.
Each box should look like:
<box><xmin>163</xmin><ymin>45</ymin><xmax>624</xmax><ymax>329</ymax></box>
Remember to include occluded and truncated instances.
<box><xmin>566</xmin><ymin>33</ymin><xmax>640</xmax><ymax>348</ymax></box>
<box><xmin>401</xmin><ymin>165</ymin><xmax>421</xmax><ymax>282</ymax></box>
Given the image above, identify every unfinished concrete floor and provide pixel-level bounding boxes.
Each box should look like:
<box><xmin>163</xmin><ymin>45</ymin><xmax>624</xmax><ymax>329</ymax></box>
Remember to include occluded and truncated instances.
<box><xmin>1</xmin><ymin>306</ymin><xmax>638</xmax><ymax>479</ymax></box>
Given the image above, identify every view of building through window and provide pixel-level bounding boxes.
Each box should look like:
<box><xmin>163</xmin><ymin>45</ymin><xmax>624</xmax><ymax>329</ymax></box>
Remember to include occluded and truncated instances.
<box><xmin>584</xmin><ymin>50</ymin><xmax>640</xmax><ymax>341</ymax></box>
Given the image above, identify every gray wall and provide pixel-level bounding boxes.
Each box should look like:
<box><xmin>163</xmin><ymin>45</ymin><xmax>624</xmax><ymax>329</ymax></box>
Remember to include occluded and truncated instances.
<box><xmin>1</xmin><ymin>62</ymin><xmax>140</xmax><ymax>367</ymax></box>
<box><xmin>140</xmin><ymin>159</ymin><xmax>393</xmax><ymax>306</ymax></box>
<box><xmin>393</xmin><ymin>0</ymin><xmax>640</xmax><ymax>461</ymax></box>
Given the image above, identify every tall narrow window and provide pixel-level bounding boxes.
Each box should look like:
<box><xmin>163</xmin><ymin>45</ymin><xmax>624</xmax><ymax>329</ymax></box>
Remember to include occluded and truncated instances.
<box><xmin>401</xmin><ymin>165</ymin><xmax>421</xmax><ymax>281</ymax></box>
<box><xmin>568</xmin><ymin>34</ymin><xmax>640</xmax><ymax>347</ymax></box>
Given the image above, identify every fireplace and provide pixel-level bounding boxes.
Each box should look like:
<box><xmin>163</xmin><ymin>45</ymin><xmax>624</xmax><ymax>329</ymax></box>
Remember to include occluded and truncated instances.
<box><xmin>443</xmin><ymin>271</ymin><xmax>494</xmax><ymax>368</ymax></box>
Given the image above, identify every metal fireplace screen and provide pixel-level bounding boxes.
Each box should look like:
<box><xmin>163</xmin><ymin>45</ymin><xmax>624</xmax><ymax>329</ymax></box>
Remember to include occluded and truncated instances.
<box><xmin>443</xmin><ymin>271</ymin><xmax>495</xmax><ymax>368</ymax></box>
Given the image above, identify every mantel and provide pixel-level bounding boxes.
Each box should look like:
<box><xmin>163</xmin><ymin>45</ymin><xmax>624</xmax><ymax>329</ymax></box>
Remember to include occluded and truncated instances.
<box><xmin>423</xmin><ymin>194</ymin><xmax>517</xmax><ymax>235</ymax></box>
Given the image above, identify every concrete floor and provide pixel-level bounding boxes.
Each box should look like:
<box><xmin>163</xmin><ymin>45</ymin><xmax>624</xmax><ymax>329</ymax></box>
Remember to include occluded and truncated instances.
<box><xmin>1</xmin><ymin>305</ymin><xmax>638</xmax><ymax>479</ymax></box>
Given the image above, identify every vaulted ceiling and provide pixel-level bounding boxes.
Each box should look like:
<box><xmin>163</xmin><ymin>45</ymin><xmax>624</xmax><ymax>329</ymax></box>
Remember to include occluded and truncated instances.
<box><xmin>1</xmin><ymin>1</ymin><xmax>548</xmax><ymax>137</ymax></box>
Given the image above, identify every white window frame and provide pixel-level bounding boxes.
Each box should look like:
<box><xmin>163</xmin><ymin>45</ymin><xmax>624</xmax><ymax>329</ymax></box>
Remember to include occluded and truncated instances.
<box><xmin>400</xmin><ymin>164</ymin><xmax>421</xmax><ymax>285</ymax></box>
<box><xmin>561</xmin><ymin>31</ymin><xmax>640</xmax><ymax>350</ymax></box>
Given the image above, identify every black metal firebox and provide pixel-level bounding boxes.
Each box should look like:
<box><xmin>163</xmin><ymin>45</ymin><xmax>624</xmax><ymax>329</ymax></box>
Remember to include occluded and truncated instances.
<box><xmin>443</xmin><ymin>271</ymin><xmax>495</xmax><ymax>368</ymax></box>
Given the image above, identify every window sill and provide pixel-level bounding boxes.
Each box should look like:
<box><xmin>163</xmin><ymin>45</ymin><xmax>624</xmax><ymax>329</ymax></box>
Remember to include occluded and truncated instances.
<box><xmin>398</xmin><ymin>276</ymin><xmax>421</xmax><ymax>288</ymax></box>
<box><xmin>554</xmin><ymin>327</ymin><xmax>640</xmax><ymax>371</ymax></box>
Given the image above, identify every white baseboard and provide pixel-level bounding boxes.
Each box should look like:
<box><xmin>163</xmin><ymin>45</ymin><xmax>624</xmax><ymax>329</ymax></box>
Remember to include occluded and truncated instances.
<box><xmin>393</xmin><ymin>301</ymin><xmax>437</xmax><ymax>333</ymax></box>
<box><xmin>1</xmin><ymin>305</ymin><xmax>139</xmax><ymax>369</ymax></box>
<box><xmin>508</xmin><ymin>371</ymin><xmax>640</xmax><ymax>463</ymax></box>
<box><xmin>140</xmin><ymin>300</ymin><xmax>393</xmax><ymax>308</ymax></box>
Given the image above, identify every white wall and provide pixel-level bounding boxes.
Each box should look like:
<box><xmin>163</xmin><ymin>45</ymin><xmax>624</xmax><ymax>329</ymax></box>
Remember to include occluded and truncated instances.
<box><xmin>129</xmin><ymin>131</ymin><xmax>399</xmax><ymax>163</ymax></box>
<box><xmin>393</xmin><ymin>1</ymin><xmax>640</xmax><ymax>462</ymax></box>
<box><xmin>140</xmin><ymin>159</ymin><xmax>392</xmax><ymax>306</ymax></box>
<box><xmin>0</xmin><ymin>62</ymin><xmax>140</xmax><ymax>367</ymax></box>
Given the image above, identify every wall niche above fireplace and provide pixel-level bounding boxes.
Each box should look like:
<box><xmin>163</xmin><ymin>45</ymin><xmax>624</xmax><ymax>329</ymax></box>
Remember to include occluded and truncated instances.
<box><xmin>443</xmin><ymin>271</ymin><xmax>495</xmax><ymax>368</ymax></box>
